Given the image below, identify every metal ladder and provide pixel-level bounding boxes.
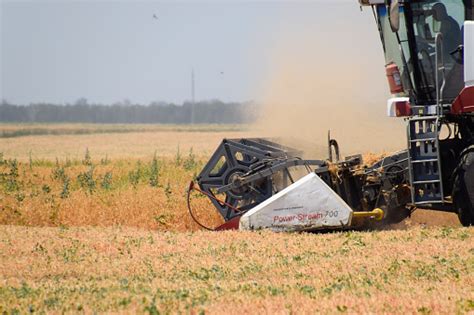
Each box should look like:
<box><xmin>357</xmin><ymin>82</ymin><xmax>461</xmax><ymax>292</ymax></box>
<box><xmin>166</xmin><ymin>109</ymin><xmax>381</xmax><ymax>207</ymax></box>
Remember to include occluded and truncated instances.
<box><xmin>407</xmin><ymin>32</ymin><xmax>446</xmax><ymax>205</ymax></box>
<box><xmin>407</xmin><ymin>117</ymin><xmax>444</xmax><ymax>205</ymax></box>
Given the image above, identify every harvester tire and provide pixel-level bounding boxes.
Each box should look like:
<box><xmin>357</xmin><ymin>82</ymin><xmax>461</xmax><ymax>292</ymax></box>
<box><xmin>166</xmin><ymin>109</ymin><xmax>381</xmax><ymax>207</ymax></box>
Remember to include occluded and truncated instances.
<box><xmin>453</xmin><ymin>146</ymin><xmax>474</xmax><ymax>227</ymax></box>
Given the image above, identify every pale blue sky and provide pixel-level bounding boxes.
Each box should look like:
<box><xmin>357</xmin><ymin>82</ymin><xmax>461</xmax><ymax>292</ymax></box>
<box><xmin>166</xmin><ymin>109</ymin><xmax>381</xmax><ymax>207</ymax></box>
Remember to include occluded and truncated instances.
<box><xmin>0</xmin><ymin>0</ymin><xmax>386</xmax><ymax>105</ymax></box>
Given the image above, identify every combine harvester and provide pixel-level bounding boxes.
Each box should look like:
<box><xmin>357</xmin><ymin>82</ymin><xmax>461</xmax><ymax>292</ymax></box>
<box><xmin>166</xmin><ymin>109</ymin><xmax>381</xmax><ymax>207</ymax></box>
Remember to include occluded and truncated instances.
<box><xmin>187</xmin><ymin>0</ymin><xmax>474</xmax><ymax>231</ymax></box>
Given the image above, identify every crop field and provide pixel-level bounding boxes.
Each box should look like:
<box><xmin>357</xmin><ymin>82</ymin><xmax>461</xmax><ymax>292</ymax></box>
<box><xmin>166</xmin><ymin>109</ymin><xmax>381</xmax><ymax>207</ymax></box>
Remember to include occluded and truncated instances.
<box><xmin>1</xmin><ymin>226</ymin><xmax>473</xmax><ymax>314</ymax></box>
<box><xmin>0</xmin><ymin>124</ymin><xmax>473</xmax><ymax>314</ymax></box>
<box><xmin>0</xmin><ymin>123</ymin><xmax>253</xmax><ymax>161</ymax></box>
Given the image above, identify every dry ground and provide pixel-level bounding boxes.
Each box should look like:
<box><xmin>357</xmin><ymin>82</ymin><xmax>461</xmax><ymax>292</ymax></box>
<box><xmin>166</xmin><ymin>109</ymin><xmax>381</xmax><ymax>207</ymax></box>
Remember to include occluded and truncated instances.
<box><xmin>0</xmin><ymin>124</ymin><xmax>472</xmax><ymax>314</ymax></box>
<box><xmin>0</xmin><ymin>226</ymin><xmax>472</xmax><ymax>314</ymax></box>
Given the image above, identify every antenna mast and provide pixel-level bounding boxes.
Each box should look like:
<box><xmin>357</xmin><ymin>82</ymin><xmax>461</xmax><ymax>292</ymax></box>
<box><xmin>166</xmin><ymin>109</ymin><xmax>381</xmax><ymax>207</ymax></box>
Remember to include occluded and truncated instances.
<box><xmin>191</xmin><ymin>68</ymin><xmax>195</xmax><ymax>124</ymax></box>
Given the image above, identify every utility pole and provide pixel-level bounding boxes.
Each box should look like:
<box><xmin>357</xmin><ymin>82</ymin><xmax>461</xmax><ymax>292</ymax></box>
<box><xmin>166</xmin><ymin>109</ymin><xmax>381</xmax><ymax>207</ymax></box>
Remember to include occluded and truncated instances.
<box><xmin>191</xmin><ymin>68</ymin><xmax>195</xmax><ymax>124</ymax></box>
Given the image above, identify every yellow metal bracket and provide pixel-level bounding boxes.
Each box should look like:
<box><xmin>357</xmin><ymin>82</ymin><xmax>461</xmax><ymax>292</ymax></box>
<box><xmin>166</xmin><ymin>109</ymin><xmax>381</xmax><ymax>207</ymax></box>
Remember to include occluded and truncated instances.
<box><xmin>352</xmin><ymin>208</ymin><xmax>384</xmax><ymax>221</ymax></box>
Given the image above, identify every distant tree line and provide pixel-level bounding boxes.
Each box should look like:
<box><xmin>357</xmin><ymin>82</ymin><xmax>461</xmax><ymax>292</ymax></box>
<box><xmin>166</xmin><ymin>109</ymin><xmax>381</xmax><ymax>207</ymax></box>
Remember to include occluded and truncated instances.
<box><xmin>0</xmin><ymin>99</ymin><xmax>257</xmax><ymax>124</ymax></box>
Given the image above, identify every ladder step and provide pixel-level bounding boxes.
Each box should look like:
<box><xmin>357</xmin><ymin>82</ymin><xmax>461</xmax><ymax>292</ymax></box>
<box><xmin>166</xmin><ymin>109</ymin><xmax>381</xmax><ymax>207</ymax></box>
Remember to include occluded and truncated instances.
<box><xmin>409</xmin><ymin>116</ymin><xmax>438</xmax><ymax>121</ymax></box>
<box><xmin>409</xmin><ymin>137</ymin><xmax>437</xmax><ymax>142</ymax></box>
<box><xmin>410</xmin><ymin>158</ymin><xmax>438</xmax><ymax>163</ymax></box>
<box><xmin>414</xmin><ymin>200</ymin><xmax>444</xmax><ymax>205</ymax></box>
<box><xmin>412</xmin><ymin>180</ymin><xmax>441</xmax><ymax>184</ymax></box>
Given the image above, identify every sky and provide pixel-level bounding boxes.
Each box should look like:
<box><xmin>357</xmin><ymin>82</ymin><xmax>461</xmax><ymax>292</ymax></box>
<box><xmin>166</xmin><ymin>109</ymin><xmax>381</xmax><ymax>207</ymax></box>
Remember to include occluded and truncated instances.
<box><xmin>0</xmin><ymin>0</ymin><xmax>388</xmax><ymax>105</ymax></box>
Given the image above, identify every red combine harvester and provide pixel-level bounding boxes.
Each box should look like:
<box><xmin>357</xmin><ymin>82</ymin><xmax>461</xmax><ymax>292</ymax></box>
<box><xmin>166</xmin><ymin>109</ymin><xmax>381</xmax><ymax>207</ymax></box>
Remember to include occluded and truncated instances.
<box><xmin>188</xmin><ymin>0</ymin><xmax>474</xmax><ymax>231</ymax></box>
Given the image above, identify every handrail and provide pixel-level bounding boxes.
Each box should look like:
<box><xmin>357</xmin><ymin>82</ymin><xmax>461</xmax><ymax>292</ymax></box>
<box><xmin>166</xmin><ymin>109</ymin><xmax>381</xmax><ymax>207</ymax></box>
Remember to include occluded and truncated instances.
<box><xmin>435</xmin><ymin>32</ymin><xmax>446</xmax><ymax>117</ymax></box>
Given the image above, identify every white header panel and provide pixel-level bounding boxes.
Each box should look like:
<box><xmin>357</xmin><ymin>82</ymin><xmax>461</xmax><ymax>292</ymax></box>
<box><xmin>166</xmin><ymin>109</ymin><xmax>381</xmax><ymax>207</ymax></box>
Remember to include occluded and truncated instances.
<box><xmin>239</xmin><ymin>173</ymin><xmax>352</xmax><ymax>232</ymax></box>
<box><xmin>359</xmin><ymin>0</ymin><xmax>385</xmax><ymax>5</ymax></box>
<box><xmin>465</xmin><ymin>21</ymin><xmax>474</xmax><ymax>87</ymax></box>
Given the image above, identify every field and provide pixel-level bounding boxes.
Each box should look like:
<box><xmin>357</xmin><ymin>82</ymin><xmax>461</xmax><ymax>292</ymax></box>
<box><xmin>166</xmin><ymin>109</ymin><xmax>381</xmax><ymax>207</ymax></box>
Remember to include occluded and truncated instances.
<box><xmin>1</xmin><ymin>226</ymin><xmax>473</xmax><ymax>314</ymax></box>
<box><xmin>0</xmin><ymin>124</ymin><xmax>473</xmax><ymax>314</ymax></box>
<box><xmin>0</xmin><ymin>123</ymin><xmax>252</xmax><ymax>161</ymax></box>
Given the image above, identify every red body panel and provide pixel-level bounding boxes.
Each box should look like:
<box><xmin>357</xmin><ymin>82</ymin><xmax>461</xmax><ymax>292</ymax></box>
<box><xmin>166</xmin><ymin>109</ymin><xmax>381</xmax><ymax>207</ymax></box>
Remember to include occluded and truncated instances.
<box><xmin>395</xmin><ymin>100</ymin><xmax>412</xmax><ymax>116</ymax></box>
<box><xmin>214</xmin><ymin>216</ymin><xmax>241</xmax><ymax>231</ymax></box>
<box><xmin>451</xmin><ymin>86</ymin><xmax>474</xmax><ymax>114</ymax></box>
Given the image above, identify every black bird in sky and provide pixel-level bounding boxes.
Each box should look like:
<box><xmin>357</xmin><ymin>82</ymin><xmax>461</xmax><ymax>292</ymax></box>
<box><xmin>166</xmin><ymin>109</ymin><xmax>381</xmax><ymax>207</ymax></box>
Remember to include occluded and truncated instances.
<box><xmin>153</xmin><ymin>14</ymin><xmax>158</xmax><ymax>20</ymax></box>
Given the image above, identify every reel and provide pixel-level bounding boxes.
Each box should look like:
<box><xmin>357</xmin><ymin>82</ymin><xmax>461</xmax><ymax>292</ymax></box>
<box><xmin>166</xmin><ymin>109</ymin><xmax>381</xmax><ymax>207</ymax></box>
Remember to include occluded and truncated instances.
<box><xmin>195</xmin><ymin>138</ymin><xmax>323</xmax><ymax>221</ymax></box>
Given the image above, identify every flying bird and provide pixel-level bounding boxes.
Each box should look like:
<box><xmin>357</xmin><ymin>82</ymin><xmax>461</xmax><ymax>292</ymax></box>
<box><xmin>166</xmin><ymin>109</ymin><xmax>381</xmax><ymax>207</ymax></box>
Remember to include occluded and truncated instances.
<box><xmin>153</xmin><ymin>14</ymin><xmax>158</xmax><ymax>20</ymax></box>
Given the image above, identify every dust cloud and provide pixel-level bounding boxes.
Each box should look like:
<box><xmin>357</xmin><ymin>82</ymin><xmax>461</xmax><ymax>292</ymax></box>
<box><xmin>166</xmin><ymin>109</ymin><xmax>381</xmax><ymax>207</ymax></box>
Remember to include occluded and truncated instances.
<box><xmin>252</xmin><ymin>13</ymin><xmax>407</xmax><ymax>159</ymax></box>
